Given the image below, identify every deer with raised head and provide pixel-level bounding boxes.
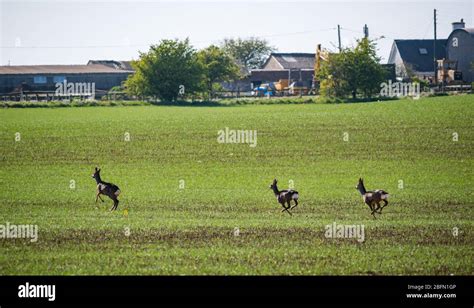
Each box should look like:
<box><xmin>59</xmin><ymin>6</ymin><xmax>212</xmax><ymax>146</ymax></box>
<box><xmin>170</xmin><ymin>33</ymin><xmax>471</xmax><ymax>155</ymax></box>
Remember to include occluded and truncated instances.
<box><xmin>269</xmin><ymin>179</ymin><xmax>299</xmax><ymax>215</ymax></box>
<box><xmin>356</xmin><ymin>178</ymin><xmax>389</xmax><ymax>218</ymax></box>
<box><xmin>92</xmin><ymin>167</ymin><xmax>121</xmax><ymax>211</ymax></box>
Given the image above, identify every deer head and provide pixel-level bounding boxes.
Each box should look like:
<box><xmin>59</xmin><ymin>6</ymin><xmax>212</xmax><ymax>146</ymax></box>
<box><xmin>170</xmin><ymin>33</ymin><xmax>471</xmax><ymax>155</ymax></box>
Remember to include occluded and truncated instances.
<box><xmin>356</xmin><ymin>178</ymin><xmax>366</xmax><ymax>195</ymax></box>
<box><xmin>92</xmin><ymin>167</ymin><xmax>101</xmax><ymax>180</ymax></box>
<box><xmin>269</xmin><ymin>179</ymin><xmax>278</xmax><ymax>190</ymax></box>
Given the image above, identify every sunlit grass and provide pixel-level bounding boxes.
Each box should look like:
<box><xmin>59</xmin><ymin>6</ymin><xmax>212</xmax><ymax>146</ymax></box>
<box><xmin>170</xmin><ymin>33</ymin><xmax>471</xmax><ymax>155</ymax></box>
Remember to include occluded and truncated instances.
<box><xmin>0</xmin><ymin>95</ymin><xmax>472</xmax><ymax>274</ymax></box>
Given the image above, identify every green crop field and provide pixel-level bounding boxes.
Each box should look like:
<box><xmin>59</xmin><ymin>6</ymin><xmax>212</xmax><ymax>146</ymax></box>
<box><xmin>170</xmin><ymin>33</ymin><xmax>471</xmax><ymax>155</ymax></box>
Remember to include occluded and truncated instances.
<box><xmin>0</xmin><ymin>95</ymin><xmax>473</xmax><ymax>275</ymax></box>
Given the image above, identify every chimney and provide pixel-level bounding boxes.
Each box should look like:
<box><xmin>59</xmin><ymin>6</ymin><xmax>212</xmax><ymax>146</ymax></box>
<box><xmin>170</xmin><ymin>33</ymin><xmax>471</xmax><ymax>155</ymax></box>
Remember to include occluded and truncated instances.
<box><xmin>452</xmin><ymin>18</ymin><xmax>465</xmax><ymax>31</ymax></box>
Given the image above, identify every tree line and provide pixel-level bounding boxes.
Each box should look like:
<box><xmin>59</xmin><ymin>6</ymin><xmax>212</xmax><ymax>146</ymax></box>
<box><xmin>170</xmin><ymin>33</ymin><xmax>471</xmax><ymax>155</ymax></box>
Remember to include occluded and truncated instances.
<box><xmin>125</xmin><ymin>37</ymin><xmax>389</xmax><ymax>101</ymax></box>
<box><xmin>125</xmin><ymin>38</ymin><xmax>274</xmax><ymax>101</ymax></box>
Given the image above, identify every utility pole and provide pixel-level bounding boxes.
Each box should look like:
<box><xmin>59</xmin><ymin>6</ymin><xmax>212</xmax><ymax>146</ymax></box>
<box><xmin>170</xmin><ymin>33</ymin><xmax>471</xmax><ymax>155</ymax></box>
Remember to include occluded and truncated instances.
<box><xmin>363</xmin><ymin>24</ymin><xmax>369</xmax><ymax>38</ymax></box>
<box><xmin>337</xmin><ymin>24</ymin><xmax>342</xmax><ymax>52</ymax></box>
<box><xmin>433</xmin><ymin>9</ymin><xmax>438</xmax><ymax>84</ymax></box>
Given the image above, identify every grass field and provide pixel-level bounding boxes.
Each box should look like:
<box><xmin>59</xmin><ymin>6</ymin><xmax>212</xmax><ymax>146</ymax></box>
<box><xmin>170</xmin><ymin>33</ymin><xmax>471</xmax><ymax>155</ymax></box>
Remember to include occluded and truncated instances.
<box><xmin>0</xmin><ymin>95</ymin><xmax>473</xmax><ymax>275</ymax></box>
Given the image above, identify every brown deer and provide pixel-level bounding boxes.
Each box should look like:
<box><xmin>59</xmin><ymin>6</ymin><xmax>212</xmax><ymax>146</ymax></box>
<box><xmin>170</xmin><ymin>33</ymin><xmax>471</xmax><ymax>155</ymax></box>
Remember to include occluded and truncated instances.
<box><xmin>92</xmin><ymin>167</ymin><xmax>121</xmax><ymax>211</ymax></box>
<box><xmin>269</xmin><ymin>179</ymin><xmax>299</xmax><ymax>215</ymax></box>
<box><xmin>356</xmin><ymin>178</ymin><xmax>389</xmax><ymax>218</ymax></box>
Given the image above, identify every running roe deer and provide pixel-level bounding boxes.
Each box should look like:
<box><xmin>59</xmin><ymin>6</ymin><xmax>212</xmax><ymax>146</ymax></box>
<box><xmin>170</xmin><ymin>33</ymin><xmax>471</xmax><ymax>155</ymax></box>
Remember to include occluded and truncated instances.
<box><xmin>92</xmin><ymin>167</ymin><xmax>121</xmax><ymax>211</ymax></box>
<box><xmin>269</xmin><ymin>179</ymin><xmax>299</xmax><ymax>215</ymax></box>
<box><xmin>356</xmin><ymin>178</ymin><xmax>389</xmax><ymax>218</ymax></box>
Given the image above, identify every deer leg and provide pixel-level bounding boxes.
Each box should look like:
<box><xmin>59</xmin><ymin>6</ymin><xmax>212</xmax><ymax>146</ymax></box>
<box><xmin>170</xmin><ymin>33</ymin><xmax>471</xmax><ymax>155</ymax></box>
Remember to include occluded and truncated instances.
<box><xmin>109</xmin><ymin>198</ymin><xmax>117</xmax><ymax>211</ymax></box>
<box><xmin>374</xmin><ymin>202</ymin><xmax>381</xmax><ymax>214</ymax></box>
<box><xmin>290</xmin><ymin>199</ymin><xmax>298</xmax><ymax>210</ymax></box>
<box><xmin>369</xmin><ymin>202</ymin><xmax>377</xmax><ymax>218</ymax></box>
<box><xmin>281</xmin><ymin>202</ymin><xmax>292</xmax><ymax>216</ymax></box>
<box><xmin>379</xmin><ymin>200</ymin><xmax>388</xmax><ymax>213</ymax></box>
<box><xmin>366</xmin><ymin>203</ymin><xmax>373</xmax><ymax>212</ymax></box>
<box><xmin>280</xmin><ymin>202</ymin><xmax>286</xmax><ymax>212</ymax></box>
<box><xmin>113</xmin><ymin>199</ymin><xmax>119</xmax><ymax>211</ymax></box>
<box><xmin>95</xmin><ymin>192</ymin><xmax>104</xmax><ymax>203</ymax></box>
<box><xmin>286</xmin><ymin>201</ymin><xmax>292</xmax><ymax>215</ymax></box>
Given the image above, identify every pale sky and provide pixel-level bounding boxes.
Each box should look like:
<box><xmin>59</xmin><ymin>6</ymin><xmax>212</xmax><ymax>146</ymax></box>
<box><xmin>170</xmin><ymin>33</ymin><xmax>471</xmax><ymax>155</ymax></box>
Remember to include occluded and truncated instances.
<box><xmin>1</xmin><ymin>0</ymin><xmax>472</xmax><ymax>66</ymax></box>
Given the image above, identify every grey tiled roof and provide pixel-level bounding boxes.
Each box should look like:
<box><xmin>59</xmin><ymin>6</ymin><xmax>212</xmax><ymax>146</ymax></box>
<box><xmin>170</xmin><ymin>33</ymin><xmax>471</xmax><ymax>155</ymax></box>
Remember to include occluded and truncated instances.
<box><xmin>394</xmin><ymin>39</ymin><xmax>447</xmax><ymax>72</ymax></box>
<box><xmin>455</xmin><ymin>28</ymin><xmax>474</xmax><ymax>37</ymax></box>
<box><xmin>266</xmin><ymin>53</ymin><xmax>316</xmax><ymax>70</ymax></box>
<box><xmin>0</xmin><ymin>63</ymin><xmax>134</xmax><ymax>75</ymax></box>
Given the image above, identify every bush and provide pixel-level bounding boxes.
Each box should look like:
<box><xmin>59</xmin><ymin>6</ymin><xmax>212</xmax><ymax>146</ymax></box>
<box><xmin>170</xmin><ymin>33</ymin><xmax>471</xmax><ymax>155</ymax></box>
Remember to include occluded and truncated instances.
<box><xmin>317</xmin><ymin>38</ymin><xmax>386</xmax><ymax>99</ymax></box>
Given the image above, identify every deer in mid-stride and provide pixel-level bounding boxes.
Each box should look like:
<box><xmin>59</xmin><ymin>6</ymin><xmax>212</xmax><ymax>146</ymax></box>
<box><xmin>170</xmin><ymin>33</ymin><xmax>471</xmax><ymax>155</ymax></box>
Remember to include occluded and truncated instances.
<box><xmin>269</xmin><ymin>179</ymin><xmax>299</xmax><ymax>216</ymax></box>
<box><xmin>356</xmin><ymin>178</ymin><xmax>389</xmax><ymax>218</ymax></box>
<box><xmin>92</xmin><ymin>167</ymin><xmax>121</xmax><ymax>211</ymax></box>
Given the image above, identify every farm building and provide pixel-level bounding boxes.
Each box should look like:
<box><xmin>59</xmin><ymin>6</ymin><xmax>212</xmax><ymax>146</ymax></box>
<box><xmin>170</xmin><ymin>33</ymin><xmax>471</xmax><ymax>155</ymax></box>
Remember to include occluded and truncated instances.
<box><xmin>445</xmin><ymin>19</ymin><xmax>474</xmax><ymax>83</ymax></box>
<box><xmin>388</xmin><ymin>19</ymin><xmax>474</xmax><ymax>83</ymax></box>
<box><xmin>248</xmin><ymin>51</ymin><xmax>394</xmax><ymax>91</ymax></box>
<box><xmin>387</xmin><ymin>39</ymin><xmax>447</xmax><ymax>80</ymax></box>
<box><xmin>0</xmin><ymin>60</ymin><xmax>134</xmax><ymax>98</ymax></box>
<box><xmin>249</xmin><ymin>53</ymin><xmax>316</xmax><ymax>89</ymax></box>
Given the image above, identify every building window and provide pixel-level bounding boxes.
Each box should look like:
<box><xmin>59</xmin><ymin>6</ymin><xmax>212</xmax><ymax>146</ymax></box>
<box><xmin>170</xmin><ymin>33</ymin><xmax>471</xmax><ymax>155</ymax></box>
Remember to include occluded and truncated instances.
<box><xmin>419</xmin><ymin>48</ymin><xmax>428</xmax><ymax>55</ymax></box>
<box><xmin>33</xmin><ymin>76</ymin><xmax>47</xmax><ymax>84</ymax></box>
<box><xmin>53</xmin><ymin>76</ymin><xmax>66</xmax><ymax>83</ymax></box>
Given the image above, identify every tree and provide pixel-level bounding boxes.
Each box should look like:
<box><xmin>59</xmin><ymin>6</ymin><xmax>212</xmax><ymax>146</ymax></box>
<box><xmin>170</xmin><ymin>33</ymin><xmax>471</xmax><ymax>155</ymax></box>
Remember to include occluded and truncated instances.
<box><xmin>318</xmin><ymin>52</ymin><xmax>347</xmax><ymax>98</ymax></box>
<box><xmin>353</xmin><ymin>38</ymin><xmax>387</xmax><ymax>98</ymax></box>
<box><xmin>125</xmin><ymin>39</ymin><xmax>203</xmax><ymax>101</ymax></box>
<box><xmin>221</xmin><ymin>37</ymin><xmax>276</xmax><ymax>73</ymax></box>
<box><xmin>124</xmin><ymin>68</ymin><xmax>148</xmax><ymax>97</ymax></box>
<box><xmin>197</xmin><ymin>45</ymin><xmax>240</xmax><ymax>98</ymax></box>
<box><xmin>317</xmin><ymin>38</ymin><xmax>386</xmax><ymax>99</ymax></box>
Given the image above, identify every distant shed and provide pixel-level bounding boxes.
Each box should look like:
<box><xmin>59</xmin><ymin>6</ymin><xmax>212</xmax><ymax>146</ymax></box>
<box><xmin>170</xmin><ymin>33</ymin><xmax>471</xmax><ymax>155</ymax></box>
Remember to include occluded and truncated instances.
<box><xmin>0</xmin><ymin>61</ymin><xmax>134</xmax><ymax>95</ymax></box>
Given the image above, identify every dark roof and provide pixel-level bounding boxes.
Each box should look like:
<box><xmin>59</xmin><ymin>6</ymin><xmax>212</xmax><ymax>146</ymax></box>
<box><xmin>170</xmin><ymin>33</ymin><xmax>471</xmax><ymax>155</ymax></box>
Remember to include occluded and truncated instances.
<box><xmin>393</xmin><ymin>39</ymin><xmax>447</xmax><ymax>72</ymax></box>
<box><xmin>87</xmin><ymin>60</ymin><xmax>134</xmax><ymax>71</ymax></box>
<box><xmin>462</xmin><ymin>28</ymin><xmax>474</xmax><ymax>36</ymax></box>
<box><xmin>265</xmin><ymin>53</ymin><xmax>316</xmax><ymax>70</ymax></box>
<box><xmin>448</xmin><ymin>27</ymin><xmax>474</xmax><ymax>39</ymax></box>
<box><xmin>120</xmin><ymin>61</ymin><xmax>134</xmax><ymax>70</ymax></box>
<box><xmin>0</xmin><ymin>63</ymin><xmax>134</xmax><ymax>75</ymax></box>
